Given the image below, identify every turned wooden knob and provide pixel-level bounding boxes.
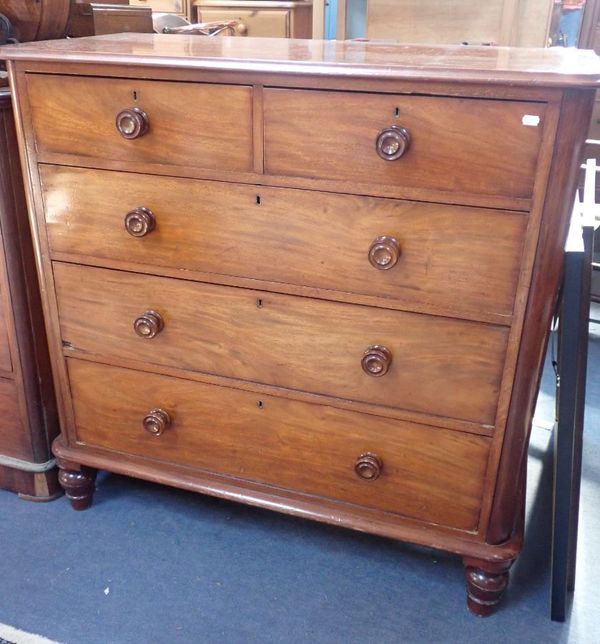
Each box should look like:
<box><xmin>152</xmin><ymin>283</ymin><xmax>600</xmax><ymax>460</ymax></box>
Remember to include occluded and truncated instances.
<box><xmin>116</xmin><ymin>107</ymin><xmax>149</xmax><ymax>139</ymax></box>
<box><xmin>376</xmin><ymin>125</ymin><xmax>411</xmax><ymax>161</ymax></box>
<box><xmin>362</xmin><ymin>345</ymin><xmax>392</xmax><ymax>377</ymax></box>
<box><xmin>143</xmin><ymin>408</ymin><xmax>171</xmax><ymax>436</ymax></box>
<box><xmin>235</xmin><ymin>22</ymin><xmax>248</xmax><ymax>35</ymax></box>
<box><xmin>355</xmin><ymin>452</ymin><xmax>383</xmax><ymax>480</ymax></box>
<box><xmin>124</xmin><ymin>207</ymin><xmax>155</xmax><ymax>238</ymax></box>
<box><xmin>368</xmin><ymin>236</ymin><xmax>401</xmax><ymax>270</ymax></box>
<box><xmin>133</xmin><ymin>310</ymin><xmax>163</xmax><ymax>339</ymax></box>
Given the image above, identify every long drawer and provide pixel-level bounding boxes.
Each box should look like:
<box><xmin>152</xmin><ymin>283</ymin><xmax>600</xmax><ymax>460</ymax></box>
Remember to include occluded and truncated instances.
<box><xmin>41</xmin><ymin>166</ymin><xmax>526</xmax><ymax>320</ymax></box>
<box><xmin>54</xmin><ymin>263</ymin><xmax>508</xmax><ymax>426</ymax></box>
<box><xmin>68</xmin><ymin>358</ymin><xmax>490</xmax><ymax>531</ymax></box>
<box><xmin>26</xmin><ymin>75</ymin><xmax>254</xmax><ymax>173</ymax></box>
<box><xmin>264</xmin><ymin>89</ymin><xmax>545</xmax><ymax>201</ymax></box>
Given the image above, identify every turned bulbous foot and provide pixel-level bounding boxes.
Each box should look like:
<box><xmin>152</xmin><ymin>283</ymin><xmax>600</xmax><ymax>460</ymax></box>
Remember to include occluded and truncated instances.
<box><xmin>463</xmin><ymin>558</ymin><xmax>513</xmax><ymax>617</ymax></box>
<box><xmin>58</xmin><ymin>467</ymin><xmax>97</xmax><ymax>511</ymax></box>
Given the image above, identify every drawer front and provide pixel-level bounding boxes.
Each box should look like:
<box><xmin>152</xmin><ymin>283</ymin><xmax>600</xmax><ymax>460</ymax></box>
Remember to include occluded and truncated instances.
<box><xmin>69</xmin><ymin>358</ymin><xmax>490</xmax><ymax>531</ymax></box>
<box><xmin>54</xmin><ymin>263</ymin><xmax>508</xmax><ymax>425</ymax></box>
<box><xmin>0</xmin><ymin>377</ymin><xmax>27</xmax><ymax>459</ymax></box>
<box><xmin>130</xmin><ymin>0</ymin><xmax>185</xmax><ymax>12</ymax></box>
<box><xmin>587</xmin><ymin>99</ymin><xmax>600</xmax><ymax>141</ymax></box>
<box><xmin>264</xmin><ymin>89</ymin><xmax>545</xmax><ymax>200</ymax></box>
<box><xmin>0</xmin><ymin>285</ymin><xmax>12</xmax><ymax>374</ymax></box>
<box><xmin>27</xmin><ymin>75</ymin><xmax>253</xmax><ymax>173</ymax></box>
<box><xmin>41</xmin><ymin>166</ymin><xmax>526</xmax><ymax>320</ymax></box>
<box><xmin>198</xmin><ymin>8</ymin><xmax>290</xmax><ymax>37</ymax></box>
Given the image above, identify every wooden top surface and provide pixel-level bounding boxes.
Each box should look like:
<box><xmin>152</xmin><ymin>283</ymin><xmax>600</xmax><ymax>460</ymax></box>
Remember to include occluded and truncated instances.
<box><xmin>2</xmin><ymin>34</ymin><xmax>600</xmax><ymax>87</ymax></box>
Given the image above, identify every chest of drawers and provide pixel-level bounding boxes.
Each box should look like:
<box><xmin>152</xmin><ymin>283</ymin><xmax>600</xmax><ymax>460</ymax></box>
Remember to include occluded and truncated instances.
<box><xmin>4</xmin><ymin>35</ymin><xmax>598</xmax><ymax>615</ymax></box>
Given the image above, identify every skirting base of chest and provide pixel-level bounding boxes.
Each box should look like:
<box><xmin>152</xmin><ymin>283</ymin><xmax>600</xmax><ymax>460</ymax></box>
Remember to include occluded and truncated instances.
<box><xmin>0</xmin><ymin>463</ymin><xmax>62</xmax><ymax>501</ymax></box>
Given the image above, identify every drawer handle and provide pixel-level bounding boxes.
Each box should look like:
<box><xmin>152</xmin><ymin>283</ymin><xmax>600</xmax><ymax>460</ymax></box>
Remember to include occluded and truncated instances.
<box><xmin>362</xmin><ymin>345</ymin><xmax>392</xmax><ymax>377</ymax></box>
<box><xmin>124</xmin><ymin>207</ymin><xmax>156</xmax><ymax>238</ymax></box>
<box><xmin>375</xmin><ymin>126</ymin><xmax>411</xmax><ymax>161</ymax></box>
<box><xmin>116</xmin><ymin>107</ymin><xmax>149</xmax><ymax>140</ymax></box>
<box><xmin>133</xmin><ymin>310</ymin><xmax>164</xmax><ymax>339</ymax></box>
<box><xmin>355</xmin><ymin>452</ymin><xmax>383</xmax><ymax>481</ymax></box>
<box><xmin>143</xmin><ymin>408</ymin><xmax>171</xmax><ymax>436</ymax></box>
<box><xmin>368</xmin><ymin>236</ymin><xmax>401</xmax><ymax>270</ymax></box>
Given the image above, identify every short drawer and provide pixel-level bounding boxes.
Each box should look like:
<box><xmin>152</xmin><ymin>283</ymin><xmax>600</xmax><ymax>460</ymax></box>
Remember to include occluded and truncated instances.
<box><xmin>54</xmin><ymin>263</ymin><xmax>508</xmax><ymax>426</ymax></box>
<box><xmin>0</xmin><ymin>285</ymin><xmax>12</xmax><ymax>374</ymax></box>
<box><xmin>68</xmin><ymin>358</ymin><xmax>490</xmax><ymax>531</ymax></box>
<box><xmin>0</xmin><ymin>377</ymin><xmax>26</xmax><ymax>459</ymax></box>
<box><xmin>41</xmin><ymin>165</ymin><xmax>526</xmax><ymax>321</ymax></box>
<box><xmin>26</xmin><ymin>74</ymin><xmax>253</xmax><ymax>173</ymax></box>
<box><xmin>130</xmin><ymin>0</ymin><xmax>186</xmax><ymax>12</ymax></box>
<box><xmin>264</xmin><ymin>89</ymin><xmax>545</xmax><ymax>201</ymax></box>
<box><xmin>197</xmin><ymin>8</ymin><xmax>291</xmax><ymax>37</ymax></box>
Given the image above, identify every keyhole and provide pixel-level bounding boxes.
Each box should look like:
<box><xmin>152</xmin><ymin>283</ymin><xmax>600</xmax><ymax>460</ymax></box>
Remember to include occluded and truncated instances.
<box><xmin>257</xmin><ymin>400</ymin><xmax>264</xmax><ymax>409</ymax></box>
<box><xmin>133</xmin><ymin>90</ymin><xmax>139</xmax><ymax>101</ymax></box>
<box><xmin>256</xmin><ymin>298</ymin><xmax>263</xmax><ymax>308</ymax></box>
<box><xmin>256</xmin><ymin>195</ymin><xmax>261</xmax><ymax>205</ymax></box>
<box><xmin>394</xmin><ymin>107</ymin><xmax>400</xmax><ymax>117</ymax></box>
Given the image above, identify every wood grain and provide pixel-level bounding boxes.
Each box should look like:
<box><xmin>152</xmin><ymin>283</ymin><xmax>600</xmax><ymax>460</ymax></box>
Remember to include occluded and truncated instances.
<box><xmin>0</xmin><ymin>282</ymin><xmax>13</xmax><ymax>373</ymax></box>
<box><xmin>26</xmin><ymin>74</ymin><xmax>254</xmax><ymax>173</ymax></box>
<box><xmin>0</xmin><ymin>377</ymin><xmax>28</xmax><ymax>459</ymax></box>
<box><xmin>0</xmin><ymin>88</ymin><xmax>59</xmax><ymax>497</ymax></box>
<box><xmin>0</xmin><ymin>465</ymin><xmax>61</xmax><ymax>501</ymax></box>
<box><xmin>367</xmin><ymin>0</ymin><xmax>504</xmax><ymax>44</ymax></box>
<box><xmin>366</xmin><ymin>0</ymin><xmax>552</xmax><ymax>47</ymax></box>
<box><xmin>0</xmin><ymin>0</ymin><xmax>71</xmax><ymax>41</ymax></box>
<box><xmin>264</xmin><ymin>89</ymin><xmax>544</xmax><ymax>201</ymax></box>
<box><xmin>68</xmin><ymin>358</ymin><xmax>490</xmax><ymax>531</ymax></box>
<box><xmin>195</xmin><ymin>7</ymin><xmax>296</xmax><ymax>38</ymax></box>
<box><xmin>5</xmin><ymin>35</ymin><xmax>598</xmax><ymax>612</ymax></box>
<box><xmin>53</xmin><ymin>262</ymin><xmax>509</xmax><ymax>426</ymax></box>
<box><xmin>487</xmin><ymin>89</ymin><xmax>597</xmax><ymax>544</ymax></box>
<box><xmin>40</xmin><ymin>165</ymin><xmax>526</xmax><ymax>322</ymax></box>
<box><xmin>130</xmin><ymin>0</ymin><xmax>186</xmax><ymax>12</ymax></box>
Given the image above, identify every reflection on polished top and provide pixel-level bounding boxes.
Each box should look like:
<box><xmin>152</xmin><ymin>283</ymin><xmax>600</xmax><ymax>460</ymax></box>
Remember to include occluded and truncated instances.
<box><xmin>2</xmin><ymin>33</ymin><xmax>600</xmax><ymax>86</ymax></box>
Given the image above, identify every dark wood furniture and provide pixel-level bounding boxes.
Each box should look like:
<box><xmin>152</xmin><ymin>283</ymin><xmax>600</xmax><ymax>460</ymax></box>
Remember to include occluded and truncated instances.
<box><xmin>68</xmin><ymin>3</ymin><xmax>154</xmax><ymax>37</ymax></box>
<box><xmin>0</xmin><ymin>0</ymin><xmax>71</xmax><ymax>41</ymax></box>
<box><xmin>3</xmin><ymin>34</ymin><xmax>599</xmax><ymax>614</ymax></box>
<box><xmin>0</xmin><ymin>87</ymin><xmax>59</xmax><ymax>500</ymax></box>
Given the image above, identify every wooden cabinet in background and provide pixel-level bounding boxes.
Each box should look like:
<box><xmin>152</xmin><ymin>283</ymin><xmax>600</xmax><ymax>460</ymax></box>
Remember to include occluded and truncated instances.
<box><xmin>0</xmin><ymin>88</ymin><xmax>59</xmax><ymax>501</ymax></box>
<box><xmin>129</xmin><ymin>0</ymin><xmax>190</xmax><ymax>18</ymax></box>
<box><xmin>3</xmin><ymin>35</ymin><xmax>598</xmax><ymax>615</ymax></box>
<box><xmin>68</xmin><ymin>3</ymin><xmax>154</xmax><ymax>37</ymax></box>
<box><xmin>193</xmin><ymin>1</ymin><xmax>312</xmax><ymax>38</ymax></box>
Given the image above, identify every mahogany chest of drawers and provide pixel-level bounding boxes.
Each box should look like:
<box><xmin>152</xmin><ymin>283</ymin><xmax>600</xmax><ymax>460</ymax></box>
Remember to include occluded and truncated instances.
<box><xmin>4</xmin><ymin>35</ymin><xmax>599</xmax><ymax>614</ymax></box>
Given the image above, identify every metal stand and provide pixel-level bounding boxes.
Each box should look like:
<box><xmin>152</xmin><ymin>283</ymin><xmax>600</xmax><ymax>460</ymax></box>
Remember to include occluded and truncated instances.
<box><xmin>550</xmin><ymin>159</ymin><xmax>597</xmax><ymax>622</ymax></box>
